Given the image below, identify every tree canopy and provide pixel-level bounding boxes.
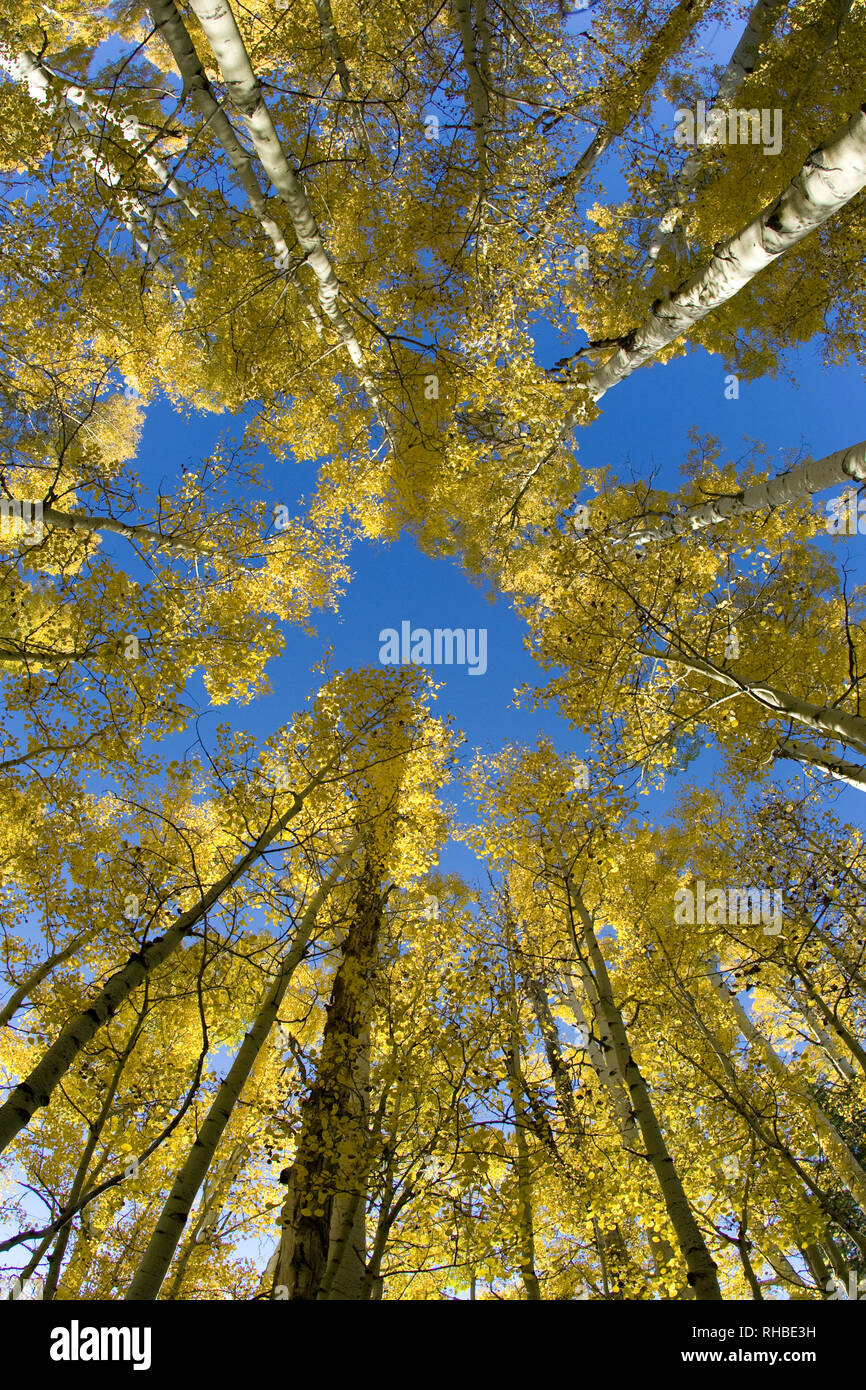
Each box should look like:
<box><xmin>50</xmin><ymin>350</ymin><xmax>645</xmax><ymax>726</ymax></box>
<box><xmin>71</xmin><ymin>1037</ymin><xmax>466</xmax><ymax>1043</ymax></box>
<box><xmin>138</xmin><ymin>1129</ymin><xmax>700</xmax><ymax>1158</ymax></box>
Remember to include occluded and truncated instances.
<box><xmin>2</xmin><ymin>0</ymin><xmax>866</xmax><ymax>1305</ymax></box>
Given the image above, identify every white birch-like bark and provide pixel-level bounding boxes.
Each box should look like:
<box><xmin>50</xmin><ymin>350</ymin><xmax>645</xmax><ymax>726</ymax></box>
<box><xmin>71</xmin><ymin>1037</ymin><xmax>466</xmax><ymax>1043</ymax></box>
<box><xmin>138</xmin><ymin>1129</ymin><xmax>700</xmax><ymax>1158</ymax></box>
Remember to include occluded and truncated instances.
<box><xmin>0</xmin><ymin>749</ymin><xmax>344</xmax><ymax>1155</ymax></box>
<box><xmin>545</xmin><ymin>0</ymin><xmax>711</xmax><ymax>222</ymax></box>
<box><xmin>504</xmin><ymin>1028</ymin><xmax>543</xmax><ymax>1300</ymax></box>
<box><xmin>564</xmin><ymin>100</ymin><xmax>866</xmax><ymax>409</ymax></box>
<box><xmin>0</xmin><ymin>42</ymin><xmax>181</xmax><ymax>295</ymax></box>
<box><xmin>163</xmin><ymin>1138</ymin><xmax>251</xmax><ymax>1297</ymax></box>
<box><xmin>644</xmin><ymin>643</ymin><xmax>866</xmax><ymax>758</ymax></box>
<box><xmin>613</xmin><ymin>439</ymin><xmax>866</xmax><ymax>546</ymax></box>
<box><xmin>125</xmin><ymin>844</ymin><xmax>356</xmax><ymax>1301</ymax></box>
<box><xmin>56</xmin><ymin>75</ymin><xmax>197</xmax><ymax>214</ymax></box>
<box><xmin>707</xmin><ymin>962</ymin><xmax>866</xmax><ymax>1211</ymax></box>
<box><xmin>453</xmin><ymin>0</ymin><xmax>491</xmax><ymax>187</ymax></box>
<box><xmin>187</xmin><ymin>0</ymin><xmax>394</xmax><ymax>440</ymax></box>
<box><xmin>646</xmin><ymin>0</ymin><xmax>790</xmax><ymax>261</ymax></box>
<box><xmin>41</xmin><ymin>506</ymin><xmax>212</xmax><ymax>555</ymax></box>
<box><xmin>774</xmin><ymin>737</ymin><xmax>866</xmax><ymax>793</ymax></box>
<box><xmin>568</xmin><ymin>880</ymin><xmax>723</xmax><ymax>1298</ymax></box>
<box><xmin>312</xmin><ymin>0</ymin><xmax>369</xmax><ymax>155</ymax></box>
<box><xmin>0</xmin><ymin>923</ymin><xmax>106</xmax><ymax>1029</ymax></box>
<box><xmin>561</xmin><ymin>975</ymin><xmax>641</xmax><ymax>1149</ymax></box>
<box><xmin>148</xmin><ymin>0</ymin><xmax>319</xmax><ymax>325</ymax></box>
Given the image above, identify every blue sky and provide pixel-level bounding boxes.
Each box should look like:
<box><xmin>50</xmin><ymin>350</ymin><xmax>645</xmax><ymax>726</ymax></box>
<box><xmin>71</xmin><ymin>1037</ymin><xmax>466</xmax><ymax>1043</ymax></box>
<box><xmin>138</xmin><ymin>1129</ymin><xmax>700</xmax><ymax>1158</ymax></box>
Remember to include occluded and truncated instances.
<box><xmin>129</xmin><ymin>310</ymin><xmax>866</xmax><ymax>889</ymax></box>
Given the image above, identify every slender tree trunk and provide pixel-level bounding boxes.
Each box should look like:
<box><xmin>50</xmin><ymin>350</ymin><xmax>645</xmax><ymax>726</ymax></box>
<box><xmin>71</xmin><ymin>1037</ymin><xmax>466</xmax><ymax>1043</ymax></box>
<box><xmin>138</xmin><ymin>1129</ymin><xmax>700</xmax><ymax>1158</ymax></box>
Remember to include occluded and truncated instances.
<box><xmin>186</xmin><ymin>0</ymin><xmax>392</xmax><ymax>438</ymax></box>
<box><xmin>0</xmin><ymin>922</ymin><xmax>105</xmax><ymax>1028</ymax></box>
<box><xmin>707</xmin><ymin>963</ymin><xmax>866</xmax><ymax>1211</ymax></box>
<box><xmin>45</xmin><ymin>1016</ymin><xmax>145</xmax><ymax>1298</ymax></box>
<box><xmin>40</xmin><ymin>506</ymin><xmax>211</xmax><ymax>555</ymax></box>
<box><xmin>125</xmin><ymin>846</ymin><xmax>354</xmax><ymax>1300</ymax></box>
<box><xmin>570</xmin><ymin>99</ymin><xmax>866</xmax><ymax>406</ymax></box>
<box><xmin>567</xmin><ymin>881</ymin><xmax>723</xmax><ymax>1299</ymax></box>
<box><xmin>524</xmin><ymin>973</ymin><xmax>581</xmax><ymax>1138</ymax></box>
<box><xmin>646</xmin><ymin>0</ymin><xmax>790</xmax><ymax>261</ymax></box>
<box><xmin>312</xmin><ymin>0</ymin><xmax>369</xmax><ymax>154</ymax></box>
<box><xmin>504</xmin><ymin>1036</ymin><xmax>543</xmax><ymax>1300</ymax></box>
<box><xmin>0</xmin><ymin>751</ymin><xmax>342</xmax><ymax>1155</ymax></box>
<box><xmin>644</xmin><ymin>642</ymin><xmax>866</xmax><ymax>757</ymax></box>
<box><xmin>163</xmin><ymin>1139</ymin><xmax>251</xmax><ymax>1298</ymax></box>
<box><xmin>545</xmin><ymin>0</ymin><xmax>711</xmax><ymax>219</ymax></box>
<box><xmin>615</xmin><ymin>439</ymin><xmax>866</xmax><ymax>546</ymax></box>
<box><xmin>561</xmin><ymin>975</ymin><xmax>641</xmax><ymax>1148</ymax></box>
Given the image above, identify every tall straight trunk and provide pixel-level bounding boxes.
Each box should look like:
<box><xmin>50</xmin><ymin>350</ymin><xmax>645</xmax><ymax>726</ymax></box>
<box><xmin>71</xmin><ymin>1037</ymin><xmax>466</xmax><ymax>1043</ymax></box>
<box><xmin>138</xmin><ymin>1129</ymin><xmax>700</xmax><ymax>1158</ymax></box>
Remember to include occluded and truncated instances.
<box><xmin>707</xmin><ymin>964</ymin><xmax>866</xmax><ymax>1212</ymax></box>
<box><xmin>561</xmin><ymin>975</ymin><xmax>641</xmax><ymax>1148</ymax></box>
<box><xmin>762</xmin><ymin>1241</ymin><xmax>812</xmax><ymax>1293</ymax></box>
<box><xmin>148</xmin><ymin>0</ymin><xmax>310</xmax><ymax>318</ymax></box>
<box><xmin>186</xmin><ymin>0</ymin><xmax>392</xmax><ymax>438</ymax></box>
<box><xmin>774</xmin><ymin>738</ymin><xmax>866</xmax><ymax>793</ymax></box>
<box><xmin>312</xmin><ymin>0</ymin><xmax>369</xmax><ymax>154</ymax></box>
<box><xmin>670</xmin><ymin>960</ymin><xmax>866</xmax><ymax>1260</ymax></box>
<box><xmin>44</xmin><ymin>1016</ymin><xmax>144</xmax><ymax>1299</ymax></box>
<box><xmin>809</xmin><ymin>920</ymin><xmax>866</xmax><ymax>997</ymax></box>
<box><xmin>567</xmin><ymin>881</ymin><xmax>723</xmax><ymax>1299</ymax></box>
<box><xmin>646</xmin><ymin>0</ymin><xmax>790</xmax><ymax>260</ymax></box>
<box><xmin>571</xmin><ymin>100</ymin><xmax>866</xmax><ymax>406</ymax></box>
<box><xmin>788</xmin><ymin>961</ymin><xmax>866</xmax><ymax>1080</ymax></box>
<box><xmin>524</xmin><ymin>974</ymin><xmax>581</xmax><ymax>1137</ymax></box>
<box><xmin>614</xmin><ymin>438</ymin><xmax>866</xmax><ymax>546</ymax></box>
<box><xmin>163</xmin><ymin>1139</ymin><xmax>251</xmax><ymax>1298</ymax></box>
<box><xmin>0</xmin><ymin>750</ymin><xmax>341</xmax><ymax>1155</ymax></box>
<box><xmin>502</xmin><ymin>936</ymin><xmax>542</xmax><ymax>1299</ymax></box>
<box><xmin>504</xmin><ymin>1035</ymin><xmax>543</xmax><ymax>1300</ymax></box>
<box><xmin>274</xmin><ymin>854</ymin><xmax>384</xmax><ymax>1300</ymax></box>
<box><xmin>125</xmin><ymin>846</ymin><xmax>355</xmax><ymax>1301</ymax></box>
<box><xmin>453</xmin><ymin>0</ymin><xmax>491</xmax><ymax>187</ymax></box>
<box><xmin>784</xmin><ymin>985</ymin><xmax>859</xmax><ymax>1082</ymax></box>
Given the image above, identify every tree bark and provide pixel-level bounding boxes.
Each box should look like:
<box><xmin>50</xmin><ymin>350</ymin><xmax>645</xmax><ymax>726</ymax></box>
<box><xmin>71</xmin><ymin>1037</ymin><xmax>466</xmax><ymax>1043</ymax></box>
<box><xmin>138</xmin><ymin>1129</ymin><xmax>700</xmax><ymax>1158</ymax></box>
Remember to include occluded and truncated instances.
<box><xmin>614</xmin><ymin>438</ymin><xmax>866</xmax><ymax>546</ymax></box>
<box><xmin>0</xmin><ymin>751</ymin><xmax>342</xmax><ymax>1155</ymax></box>
<box><xmin>575</xmin><ymin>99</ymin><xmax>866</xmax><ymax>405</ymax></box>
<box><xmin>568</xmin><ymin>881</ymin><xmax>723</xmax><ymax>1298</ymax></box>
<box><xmin>774</xmin><ymin>737</ymin><xmax>866</xmax><ymax>793</ymax></box>
<box><xmin>707</xmin><ymin>963</ymin><xmax>866</xmax><ymax>1211</ymax></box>
<box><xmin>646</xmin><ymin>0</ymin><xmax>790</xmax><ymax>261</ymax></box>
<box><xmin>274</xmin><ymin>853</ymin><xmax>384</xmax><ymax>1299</ymax></box>
<box><xmin>125</xmin><ymin>845</ymin><xmax>355</xmax><ymax>1300</ymax></box>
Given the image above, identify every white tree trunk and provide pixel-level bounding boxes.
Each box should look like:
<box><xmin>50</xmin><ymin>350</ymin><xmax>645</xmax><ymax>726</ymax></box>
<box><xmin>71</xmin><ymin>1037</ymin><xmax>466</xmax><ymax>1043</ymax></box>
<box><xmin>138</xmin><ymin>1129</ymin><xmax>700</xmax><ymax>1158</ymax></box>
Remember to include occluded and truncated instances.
<box><xmin>187</xmin><ymin>0</ymin><xmax>388</xmax><ymax>427</ymax></box>
<box><xmin>125</xmin><ymin>844</ymin><xmax>356</xmax><ymax>1301</ymax></box>
<box><xmin>774</xmin><ymin>737</ymin><xmax>866</xmax><ymax>793</ymax></box>
<box><xmin>312</xmin><ymin>0</ymin><xmax>369</xmax><ymax>155</ymax></box>
<box><xmin>645</xmin><ymin>642</ymin><xmax>866</xmax><ymax>757</ymax></box>
<box><xmin>572</xmin><ymin>99</ymin><xmax>866</xmax><ymax>407</ymax></box>
<box><xmin>614</xmin><ymin>438</ymin><xmax>866</xmax><ymax>546</ymax></box>
<box><xmin>707</xmin><ymin>963</ymin><xmax>866</xmax><ymax>1211</ymax></box>
<box><xmin>0</xmin><ymin>748</ymin><xmax>344</xmax><ymax>1154</ymax></box>
<box><xmin>646</xmin><ymin>0</ymin><xmax>790</xmax><ymax>261</ymax></box>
